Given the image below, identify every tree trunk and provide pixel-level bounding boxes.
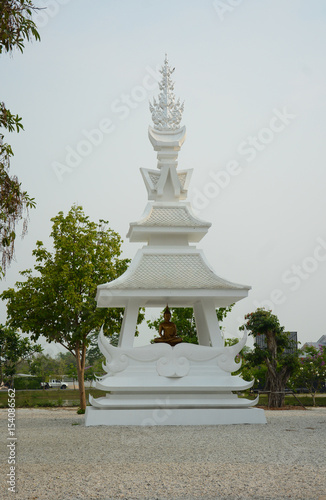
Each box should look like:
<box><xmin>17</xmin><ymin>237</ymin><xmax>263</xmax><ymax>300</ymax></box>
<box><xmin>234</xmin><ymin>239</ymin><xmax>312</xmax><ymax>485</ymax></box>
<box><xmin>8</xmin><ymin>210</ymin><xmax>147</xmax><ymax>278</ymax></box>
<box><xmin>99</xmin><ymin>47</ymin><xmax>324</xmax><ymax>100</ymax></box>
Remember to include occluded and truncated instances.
<box><xmin>311</xmin><ymin>392</ymin><xmax>316</xmax><ymax>407</ymax></box>
<box><xmin>268</xmin><ymin>388</ymin><xmax>285</xmax><ymax>408</ymax></box>
<box><xmin>265</xmin><ymin>358</ymin><xmax>291</xmax><ymax>408</ymax></box>
<box><xmin>75</xmin><ymin>342</ymin><xmax>87</xmax><ymax>411</ymax></box>
<box><xmin>267</xmin><ymin>370</ymin><xmax>285</xmax><ymax>407</ymax></box>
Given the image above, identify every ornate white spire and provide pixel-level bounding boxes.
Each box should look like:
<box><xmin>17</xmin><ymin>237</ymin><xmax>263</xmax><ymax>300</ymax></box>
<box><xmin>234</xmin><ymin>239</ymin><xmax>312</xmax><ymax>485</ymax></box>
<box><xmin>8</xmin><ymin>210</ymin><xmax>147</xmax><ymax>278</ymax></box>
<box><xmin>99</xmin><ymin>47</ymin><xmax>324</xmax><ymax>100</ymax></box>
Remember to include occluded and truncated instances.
<box><xmin>149</xmin><ymin>54</ymin><xmax>184</xmax><ymax>131</ymax></box>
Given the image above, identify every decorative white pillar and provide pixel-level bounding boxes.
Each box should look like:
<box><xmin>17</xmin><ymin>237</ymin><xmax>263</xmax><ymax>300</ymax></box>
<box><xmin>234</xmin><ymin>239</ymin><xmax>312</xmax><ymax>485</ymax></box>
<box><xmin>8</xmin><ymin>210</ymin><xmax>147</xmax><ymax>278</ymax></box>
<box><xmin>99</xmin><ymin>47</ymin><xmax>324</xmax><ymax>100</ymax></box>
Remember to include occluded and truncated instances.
<box><xmin>194</xmin><ymin>299</ymin><xmax>224</xmax><ymax>348</ymax></box>
<box><xmin>118</xmin><ymin>299</ymin><xmax>141</xmax><ymax>348</ymax></box>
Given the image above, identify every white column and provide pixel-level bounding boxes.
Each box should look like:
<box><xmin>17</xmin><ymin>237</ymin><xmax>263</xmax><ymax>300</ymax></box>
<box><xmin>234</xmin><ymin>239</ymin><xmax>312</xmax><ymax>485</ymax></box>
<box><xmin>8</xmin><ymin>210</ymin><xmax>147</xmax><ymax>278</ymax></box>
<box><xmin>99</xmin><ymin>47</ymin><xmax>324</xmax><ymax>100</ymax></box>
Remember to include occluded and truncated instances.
<box><xmin>193</xmin><ymin>301</ymin><xmax>210</xmax><ymax>346</ymax></box>
<box><xmin>193</xmin><ymin>299</ymin><xmax>224</xmax><ymax>348</ymax></box>
<box><xmin>118</xmin><ymin>300</ymin><xmax>141</xmax><ymax>349</ymax></box>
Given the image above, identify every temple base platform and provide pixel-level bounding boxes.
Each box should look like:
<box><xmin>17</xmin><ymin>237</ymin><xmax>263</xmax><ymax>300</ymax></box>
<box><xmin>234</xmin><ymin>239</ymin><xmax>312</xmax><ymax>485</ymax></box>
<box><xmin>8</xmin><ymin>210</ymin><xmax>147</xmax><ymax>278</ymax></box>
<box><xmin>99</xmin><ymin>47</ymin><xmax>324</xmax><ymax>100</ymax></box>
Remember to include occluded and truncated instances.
<box><xmin>85</xmin><ymin>406</ymin><xmax>266</xmax><ymax>426</ymax></box>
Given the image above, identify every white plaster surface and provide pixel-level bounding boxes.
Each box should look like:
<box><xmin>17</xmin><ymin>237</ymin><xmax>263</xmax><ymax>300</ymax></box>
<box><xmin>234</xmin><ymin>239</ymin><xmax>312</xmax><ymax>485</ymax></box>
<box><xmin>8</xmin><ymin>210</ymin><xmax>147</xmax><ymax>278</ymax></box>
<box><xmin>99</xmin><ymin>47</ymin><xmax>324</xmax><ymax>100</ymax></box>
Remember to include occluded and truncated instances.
<box><xmin>85</xmin><ymin>407</ymin><xmax>266</xmax><ymax>426</ymax></box>
<box><xmin>99</xmin><ymin>251</ymin><xmax>247</xmax><ymax>290</ymax></box>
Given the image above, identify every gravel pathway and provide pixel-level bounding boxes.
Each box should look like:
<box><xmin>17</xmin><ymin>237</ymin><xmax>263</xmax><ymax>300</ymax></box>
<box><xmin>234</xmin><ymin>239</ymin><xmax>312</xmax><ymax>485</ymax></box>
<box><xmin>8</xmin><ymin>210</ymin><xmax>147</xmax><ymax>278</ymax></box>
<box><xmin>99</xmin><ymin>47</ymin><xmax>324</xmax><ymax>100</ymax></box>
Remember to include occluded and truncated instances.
<box><xmin>1</xmin><ymin>407</ymin><xmax>325</xmax><ymax>500</ymax></box>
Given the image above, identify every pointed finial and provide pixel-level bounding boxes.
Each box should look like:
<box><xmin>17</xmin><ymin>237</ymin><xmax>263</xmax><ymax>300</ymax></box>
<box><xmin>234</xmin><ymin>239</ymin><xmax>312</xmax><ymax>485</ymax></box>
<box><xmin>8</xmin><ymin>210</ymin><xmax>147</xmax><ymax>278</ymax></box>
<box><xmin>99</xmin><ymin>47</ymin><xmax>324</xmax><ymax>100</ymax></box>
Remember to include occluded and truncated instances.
<box><xmin>149</xmin><ymin>55</ymin><xmax>184</xmax><ymax>131</ymax></box>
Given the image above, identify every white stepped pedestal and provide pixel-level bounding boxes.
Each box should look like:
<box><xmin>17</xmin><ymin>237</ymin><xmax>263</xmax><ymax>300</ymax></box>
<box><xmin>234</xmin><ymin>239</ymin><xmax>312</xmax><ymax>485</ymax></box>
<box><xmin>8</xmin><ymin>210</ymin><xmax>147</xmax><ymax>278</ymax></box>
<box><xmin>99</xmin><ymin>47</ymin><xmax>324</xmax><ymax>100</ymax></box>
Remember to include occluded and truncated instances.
<box><xmin>84</xmin><ymin>331</ymin><xmax>267</xmax><ymax>426</ymax></box>
<box><xmin>85</xmin><ymin>407</ymin><xmax>266</xmax><ymax>426</ymax></box>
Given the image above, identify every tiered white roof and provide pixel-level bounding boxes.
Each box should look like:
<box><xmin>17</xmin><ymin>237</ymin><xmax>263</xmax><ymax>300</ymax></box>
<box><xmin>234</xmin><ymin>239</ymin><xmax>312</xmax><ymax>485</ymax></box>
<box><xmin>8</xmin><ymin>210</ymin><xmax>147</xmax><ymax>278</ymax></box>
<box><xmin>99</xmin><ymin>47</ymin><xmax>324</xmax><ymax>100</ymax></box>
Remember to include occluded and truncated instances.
<box><xmin>97</xmin><ymin>247</ymin><xmax>249</xmax><ymax>308</ymax></box>
<box><xmin>96</xmin><ymin>56</ymin><xmax>250</xmax><ymax>309</ymax></box>
<box><xmin>127</xmin><ymin>203</ymin><xmax>210</xmax><ymax>243</ymax></box>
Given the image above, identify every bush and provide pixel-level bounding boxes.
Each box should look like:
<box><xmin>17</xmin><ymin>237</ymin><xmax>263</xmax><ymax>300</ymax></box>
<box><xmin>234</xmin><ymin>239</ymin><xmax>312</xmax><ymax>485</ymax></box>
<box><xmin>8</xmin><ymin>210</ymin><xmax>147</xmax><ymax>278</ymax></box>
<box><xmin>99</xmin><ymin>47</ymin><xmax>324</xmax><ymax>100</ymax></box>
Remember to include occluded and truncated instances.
<box><xmin>14</xmin><ymin>376</ymin><xmax>43</xmax><ymax>390</ymax></box>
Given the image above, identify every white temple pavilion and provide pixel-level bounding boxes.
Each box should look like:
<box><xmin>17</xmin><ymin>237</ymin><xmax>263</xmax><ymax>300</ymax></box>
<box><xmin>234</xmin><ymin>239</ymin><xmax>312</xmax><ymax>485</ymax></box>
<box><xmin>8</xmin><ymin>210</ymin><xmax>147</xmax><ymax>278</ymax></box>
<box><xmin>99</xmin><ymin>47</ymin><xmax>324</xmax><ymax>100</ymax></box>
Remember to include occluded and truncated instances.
<box><xmin>85</xmin><ymin>56</ymin><xmax>266</xmax><ymax>426</ymax></box>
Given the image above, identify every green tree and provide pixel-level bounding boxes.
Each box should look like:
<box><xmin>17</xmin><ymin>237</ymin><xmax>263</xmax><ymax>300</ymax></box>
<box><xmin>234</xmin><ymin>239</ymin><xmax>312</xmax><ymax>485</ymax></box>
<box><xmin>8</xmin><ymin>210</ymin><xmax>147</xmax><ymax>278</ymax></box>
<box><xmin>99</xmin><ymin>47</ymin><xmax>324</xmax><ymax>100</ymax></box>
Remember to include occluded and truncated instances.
<box><xmin>0</xmin><ymin>1</ymin><xmax>40</xmax><ymax>274</ymax></box>
<box><xmin>0</xmin><ymin>324</ymin><xmax>42</xmax><ymax>387</ymax></box>
<box><xmin>289</xmin><ymin>344</ymin><xmax>326</xmax><ymax>406</ymax></box>
<box><xmin>84</xmin><ymin>333</ymin><xmax>107</xmax><ymax>381</ymax></box>
<box><xmin>223</xmin><ymin>336</ymin><xmax>252</xmax><ymax>378</ymax></box>
<box><xmin>29</xmin><ymin>353</ymin><xmax>58</xmax><ymax>388</ymax></box>
<box><xmin>147</xmin><ymin>305</ymin><xmax>234</xmax><ymax>344</ymax></box>
<box><xmin>86</xmin><ymin>332</ymin><xmax>105</xmax><ymax>364</ymax></box>
<box><xmin>85</xmin><ymin>357</ymin><xmax>106</xmax><ymax>381</ymax></box>
<box><xmin>66</xmin><ymin>362</ymin><xmax>78</xmax><ymax>388</ymax></box>
<box><xmin>0</xmin><ymin>0</ymin><xmax>40</xmax><ymax>54</ymax></box>
<box><xmin>241</xmin><ymin>308</ymin><xmax>300</xmax><ymax>407</ymax></box>
<box><xmin>1</xmin><ymin>205</ymin><xmax>138</xmax><ymax>410</ymax></box>
<box><xmin>56</xmin><ymin>351</ymin><xmax>80</xmax><ymax>387</ymax></box>
<box><xmin>54</xmin><ymin>351</ymin><xmax>74</xmax><ymax>379</ymax></box>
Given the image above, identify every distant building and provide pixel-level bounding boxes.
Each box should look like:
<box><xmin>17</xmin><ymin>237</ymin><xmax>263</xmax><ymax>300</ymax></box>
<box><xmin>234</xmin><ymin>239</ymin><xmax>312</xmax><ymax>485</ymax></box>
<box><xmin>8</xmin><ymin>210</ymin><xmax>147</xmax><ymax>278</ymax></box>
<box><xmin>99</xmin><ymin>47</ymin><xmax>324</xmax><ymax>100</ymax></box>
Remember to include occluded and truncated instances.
<box><xmin>255</xmin><ymin>332</ymin><xmax>298</xmax><ymax>355</ymax></box>
<box><xmin>302</xmin><ymin>335</ymin><xmax>326</xmax><ymax>350</ymax></box>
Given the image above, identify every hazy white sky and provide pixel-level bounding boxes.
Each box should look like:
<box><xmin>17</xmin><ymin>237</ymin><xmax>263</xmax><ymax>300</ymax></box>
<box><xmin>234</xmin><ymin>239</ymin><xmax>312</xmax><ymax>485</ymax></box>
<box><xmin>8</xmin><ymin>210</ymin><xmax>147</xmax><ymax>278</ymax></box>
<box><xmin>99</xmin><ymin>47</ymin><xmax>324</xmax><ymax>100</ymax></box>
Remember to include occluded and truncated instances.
<box><xmin>1</xmin><ymin>0</ymin><xmax>326</xmax><ymax>353</ymax></box>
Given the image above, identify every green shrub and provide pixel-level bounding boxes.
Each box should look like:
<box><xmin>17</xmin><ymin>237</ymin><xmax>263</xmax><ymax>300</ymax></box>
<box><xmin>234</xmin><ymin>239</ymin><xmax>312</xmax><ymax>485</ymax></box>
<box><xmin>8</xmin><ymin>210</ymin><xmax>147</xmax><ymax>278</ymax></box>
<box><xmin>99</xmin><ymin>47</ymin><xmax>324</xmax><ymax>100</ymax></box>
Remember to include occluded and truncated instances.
<box><xmin>14</xmin><ymin>376</ymin><xmax>43</xmax><ymax>390</ymax></box>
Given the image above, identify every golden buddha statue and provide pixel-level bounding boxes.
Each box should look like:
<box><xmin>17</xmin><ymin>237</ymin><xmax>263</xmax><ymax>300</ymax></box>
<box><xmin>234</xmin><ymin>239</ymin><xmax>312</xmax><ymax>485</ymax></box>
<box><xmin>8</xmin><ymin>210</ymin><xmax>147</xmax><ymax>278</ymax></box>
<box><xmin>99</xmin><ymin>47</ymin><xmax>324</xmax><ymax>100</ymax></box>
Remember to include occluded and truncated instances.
<box><xmin>154</xmin><ymin>306</ymin><xmax>182</xmax><ymax>347</ymax></box>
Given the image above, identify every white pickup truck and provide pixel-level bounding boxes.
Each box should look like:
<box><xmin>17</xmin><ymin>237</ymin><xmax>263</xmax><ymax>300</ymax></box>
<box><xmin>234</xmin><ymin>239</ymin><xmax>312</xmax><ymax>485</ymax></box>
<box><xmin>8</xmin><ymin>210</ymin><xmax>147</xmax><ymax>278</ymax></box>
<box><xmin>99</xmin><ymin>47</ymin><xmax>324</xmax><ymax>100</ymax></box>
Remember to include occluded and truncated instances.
<box><xmin>41</xmin><ymin>379</ymin><xmax>68</xmax><ymax>389</ymax></box>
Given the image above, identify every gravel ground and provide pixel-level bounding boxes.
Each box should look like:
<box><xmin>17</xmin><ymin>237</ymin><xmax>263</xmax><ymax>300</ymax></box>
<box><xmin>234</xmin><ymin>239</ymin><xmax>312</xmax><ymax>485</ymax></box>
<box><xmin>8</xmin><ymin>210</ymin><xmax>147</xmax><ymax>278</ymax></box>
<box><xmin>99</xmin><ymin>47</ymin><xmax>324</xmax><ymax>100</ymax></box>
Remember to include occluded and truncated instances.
<box><xmin>1</xmin><ymin>407</ymin><xmax>325</xmax><ymax>500</ymax></box>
